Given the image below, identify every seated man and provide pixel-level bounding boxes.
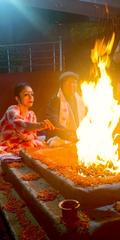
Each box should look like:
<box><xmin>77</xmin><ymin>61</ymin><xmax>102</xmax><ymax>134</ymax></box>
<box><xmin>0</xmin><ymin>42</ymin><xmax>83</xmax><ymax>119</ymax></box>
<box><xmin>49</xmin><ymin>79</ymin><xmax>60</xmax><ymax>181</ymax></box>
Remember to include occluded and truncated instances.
<box><xmin>0</xmin><ymin>82</ymin><xmax>55</xmax><ymax>155</ymax></box>
<box><xmin>46</xmin><ymin>71</ymin><xmax>86</xmax><ymax>145</ymax></box>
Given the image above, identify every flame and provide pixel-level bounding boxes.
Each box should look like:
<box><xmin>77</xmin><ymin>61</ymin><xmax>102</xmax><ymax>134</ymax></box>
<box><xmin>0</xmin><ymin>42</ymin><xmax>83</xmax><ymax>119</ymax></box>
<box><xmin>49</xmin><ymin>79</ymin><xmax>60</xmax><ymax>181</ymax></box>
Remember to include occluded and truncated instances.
<box><xmin>76</xmin><ymin>33</ymin><xmax>120</xmax><ymax>173</ymax></box>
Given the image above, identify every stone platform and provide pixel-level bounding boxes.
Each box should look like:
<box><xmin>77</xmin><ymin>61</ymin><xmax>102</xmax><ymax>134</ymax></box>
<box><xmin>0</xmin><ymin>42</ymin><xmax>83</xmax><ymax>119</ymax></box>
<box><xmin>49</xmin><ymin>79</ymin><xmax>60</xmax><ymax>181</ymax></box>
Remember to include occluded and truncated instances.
<box><xmin>0</xmin><ymin>164</ymin><xmax>49</xmax><ymax>240</ymax></box>
<box><xmin>1</xmin><ymin>159</ymin><xmax>89</xmax><ymax>240</ymax></box>
<box><xmin>2</xmin><ymin>158</ymin><xmax>120</xmax><ymax>240</ymax></box>
<box><xmin>20</xmin><ymin>146</ymin><xmax>120</xmax><ymax>209</ymax></box>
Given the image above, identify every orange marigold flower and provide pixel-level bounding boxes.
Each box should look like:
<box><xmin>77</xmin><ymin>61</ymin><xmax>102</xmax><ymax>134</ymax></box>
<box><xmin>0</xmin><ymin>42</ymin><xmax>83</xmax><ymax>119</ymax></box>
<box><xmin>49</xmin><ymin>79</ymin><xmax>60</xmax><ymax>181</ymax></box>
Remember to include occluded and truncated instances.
<box><xmin>21</xmin><ymin>172</ymin><xmax>40</xmax><ymax>181</ymax></box>
<box><xmin>37</xmin><ymin>189</ymin><xmax>58</xmax><ymax>201</ymax></box>
<box><xmin>0</xmin><ymin>180</ymin><xmax>12</xmax><ymax>192</ymax></box>
<box><xmin>20</xmin><ymin>223</ymin><xmax>46</xmax><ymax>240</ymax></box>
<box><xmin>7</xmin><ymin>161</ymin><xmax>25</xmax><ymax>168</ymax></box>
<box><xmin>3</xmin><ymin>197</ymin><xmax>25</xmax><ymax>213</ymax></box>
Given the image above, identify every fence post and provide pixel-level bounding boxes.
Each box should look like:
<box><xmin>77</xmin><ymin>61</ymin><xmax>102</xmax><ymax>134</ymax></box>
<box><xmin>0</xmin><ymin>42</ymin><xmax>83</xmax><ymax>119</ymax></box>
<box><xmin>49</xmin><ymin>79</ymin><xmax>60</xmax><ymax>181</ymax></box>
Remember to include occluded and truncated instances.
<box><xmin>59</xmin><ymin>36</ymin><xmax>63</xmax><ymax>72</ymax></box>
<box><xmin>29</xmin><ymin>47</ymin><xmax>32</xmax><ymax>72</ymax></box>
<box><xmin>0</xmin><ymin>41</ymin><xmax>63</xmax><ymax>73</ymax></box>
<box><xmin>53</xmin><ymin>44</ymin><xmax>56</xmax><ymax>72</ymax></box>
<box><xmin>7</xmin><ymin>48</ymin><xmax>11</xmax><ymax>73</ymax></box>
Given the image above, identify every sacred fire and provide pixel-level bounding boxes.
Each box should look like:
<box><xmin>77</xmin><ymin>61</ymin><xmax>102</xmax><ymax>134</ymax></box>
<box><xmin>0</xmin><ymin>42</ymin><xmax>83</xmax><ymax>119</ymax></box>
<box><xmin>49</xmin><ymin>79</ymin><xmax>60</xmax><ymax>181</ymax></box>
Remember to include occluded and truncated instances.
<box><xmin>77</xmin><ymin>32</ymin><xmax>120</xmax><ymax>174</ymax></box>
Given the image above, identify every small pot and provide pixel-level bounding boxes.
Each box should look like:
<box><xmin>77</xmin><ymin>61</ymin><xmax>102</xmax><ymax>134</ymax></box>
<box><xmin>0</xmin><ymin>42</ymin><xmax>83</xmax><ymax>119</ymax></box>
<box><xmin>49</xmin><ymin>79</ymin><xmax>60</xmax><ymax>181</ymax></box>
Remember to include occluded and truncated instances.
<box><xmin>59</xmin><ymin>199</ymin><xmax>80</xmax><ymax>226</ymax></box>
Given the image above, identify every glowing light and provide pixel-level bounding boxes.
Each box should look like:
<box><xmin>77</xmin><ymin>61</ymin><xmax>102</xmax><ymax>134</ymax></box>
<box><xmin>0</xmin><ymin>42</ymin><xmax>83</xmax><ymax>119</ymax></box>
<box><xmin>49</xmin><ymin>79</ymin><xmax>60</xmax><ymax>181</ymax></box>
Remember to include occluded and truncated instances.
<box><xmin>6</xmin><ymin>0</ymin><xmax>43</xmax><ymax>30</ymax></box>
<box><xmin>76</xmin><ymin>33</ymin><xmax>120</xmax><ymax>173</ymax></box>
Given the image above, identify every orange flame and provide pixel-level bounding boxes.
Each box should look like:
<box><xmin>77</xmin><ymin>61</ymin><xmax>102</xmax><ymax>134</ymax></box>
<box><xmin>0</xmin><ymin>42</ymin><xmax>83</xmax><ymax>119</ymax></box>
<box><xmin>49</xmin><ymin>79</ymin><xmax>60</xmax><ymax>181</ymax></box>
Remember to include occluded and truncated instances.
<box><xmin>76</xmin><ymin>33</ymin><xmax>120</xmax><ymax>173</ymax></box>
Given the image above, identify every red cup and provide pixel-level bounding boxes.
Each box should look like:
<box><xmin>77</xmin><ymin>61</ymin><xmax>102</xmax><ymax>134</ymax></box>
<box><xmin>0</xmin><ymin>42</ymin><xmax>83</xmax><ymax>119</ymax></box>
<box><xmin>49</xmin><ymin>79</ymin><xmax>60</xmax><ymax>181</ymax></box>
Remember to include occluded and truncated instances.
<box><xmin>59</xmin><ymin>199</ymin><xmax>80</xmax><ymax>227</ymax></box>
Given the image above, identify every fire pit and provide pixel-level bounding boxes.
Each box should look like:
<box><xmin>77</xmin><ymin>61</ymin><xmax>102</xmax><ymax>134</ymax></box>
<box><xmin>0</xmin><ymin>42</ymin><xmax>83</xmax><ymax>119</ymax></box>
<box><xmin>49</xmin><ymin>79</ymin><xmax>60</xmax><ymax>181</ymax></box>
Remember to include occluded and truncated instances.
<box><xmin>20</xmin><ymin>143</ymin><xmax>120</xmax><ymax>209</ymax></box>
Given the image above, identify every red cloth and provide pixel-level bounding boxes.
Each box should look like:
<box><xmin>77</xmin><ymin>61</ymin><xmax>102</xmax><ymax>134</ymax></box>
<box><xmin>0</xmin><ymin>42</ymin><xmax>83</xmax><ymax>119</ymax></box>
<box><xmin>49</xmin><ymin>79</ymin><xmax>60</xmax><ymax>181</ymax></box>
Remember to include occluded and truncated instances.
<box><xmin>0</xmin><ymin>105</ymin><xmax>46</xmax><ymax>154</ymax></box>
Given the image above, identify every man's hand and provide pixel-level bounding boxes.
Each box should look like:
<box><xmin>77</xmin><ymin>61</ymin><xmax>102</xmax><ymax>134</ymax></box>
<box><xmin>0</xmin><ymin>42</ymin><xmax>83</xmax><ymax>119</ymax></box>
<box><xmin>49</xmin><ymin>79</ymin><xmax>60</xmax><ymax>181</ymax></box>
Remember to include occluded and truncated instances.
<box><xmin>42</xmin><ymin>119</ymin><xmax>55</xmax><ymax>131</ymax></box>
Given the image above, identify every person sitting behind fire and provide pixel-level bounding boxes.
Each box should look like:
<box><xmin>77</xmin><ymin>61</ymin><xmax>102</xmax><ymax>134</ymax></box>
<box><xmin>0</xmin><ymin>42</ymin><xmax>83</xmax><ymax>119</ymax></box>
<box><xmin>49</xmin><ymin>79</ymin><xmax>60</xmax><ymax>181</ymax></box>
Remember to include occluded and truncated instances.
<box><xmin>46</xmin><ymin>71</ymin><xmax>87</xmax><ymax>146</ymax></box>
<box><xmin>0</xmin><ymin>82</ymin><xmax>55</xmax><ymax>155</ymax></box>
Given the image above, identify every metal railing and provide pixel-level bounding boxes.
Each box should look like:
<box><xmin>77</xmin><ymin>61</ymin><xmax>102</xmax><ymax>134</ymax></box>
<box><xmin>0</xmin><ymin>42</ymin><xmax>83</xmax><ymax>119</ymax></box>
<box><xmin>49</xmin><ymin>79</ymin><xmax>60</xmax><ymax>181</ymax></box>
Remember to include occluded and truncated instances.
<box><xmin>0</xmin><ymin>37</ymin><xmax>64</xmax><ymax>73</ymax></box>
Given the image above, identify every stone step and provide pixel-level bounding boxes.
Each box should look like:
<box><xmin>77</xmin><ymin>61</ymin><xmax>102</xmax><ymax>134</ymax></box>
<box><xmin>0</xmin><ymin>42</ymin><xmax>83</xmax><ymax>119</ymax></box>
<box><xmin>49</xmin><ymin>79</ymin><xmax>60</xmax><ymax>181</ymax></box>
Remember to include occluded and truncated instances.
<box><xmin>1</xmin><ymin>159</ymin><xmax>90</xmax><ymax>240</ymax></box>
<box><xmin>0</xmin><ymin>165</ymin><xmax>49</xmax><ymax>240</ymax></box>
<box><xmin>2</xmin><ymin>159</ymin><xmax>120</xmax><ymax>240</ymax></box>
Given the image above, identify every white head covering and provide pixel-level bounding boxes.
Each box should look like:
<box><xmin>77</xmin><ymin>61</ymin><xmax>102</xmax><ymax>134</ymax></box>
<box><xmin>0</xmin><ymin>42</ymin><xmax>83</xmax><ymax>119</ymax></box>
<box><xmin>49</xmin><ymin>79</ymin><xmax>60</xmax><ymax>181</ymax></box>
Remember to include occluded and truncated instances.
<box><xmin>59</xmin><ymin>71</ymin><xmax>79</xmax><ymax>82</ymax></box>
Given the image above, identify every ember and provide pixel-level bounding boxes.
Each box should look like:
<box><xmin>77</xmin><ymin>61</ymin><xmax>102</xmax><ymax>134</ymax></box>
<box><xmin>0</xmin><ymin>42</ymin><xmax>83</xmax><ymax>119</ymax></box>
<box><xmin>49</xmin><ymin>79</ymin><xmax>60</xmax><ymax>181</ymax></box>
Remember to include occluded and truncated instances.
<box><xmin>24</xmin><ymin>147</ymin><xmax>120</xmax><ymax>186</ymax></box>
